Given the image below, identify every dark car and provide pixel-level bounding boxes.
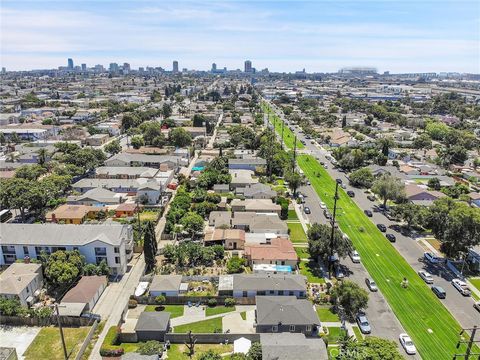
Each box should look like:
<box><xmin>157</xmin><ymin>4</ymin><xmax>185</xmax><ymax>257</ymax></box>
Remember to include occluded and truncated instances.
<box><xmin>304</xmin><ymin>207</ymin><xmax>311</xmax><ymax>214</ymax></box>
<box><xmin>324</xmin><ymin>209</ymin><xmax>332</xmax><ymax>219</ymax></box>
<box><xmin>377</xmin><ymin>224</ymin><xmax>387</xmax><ymax>232</ymax></box>
<box><xmin>364</xmin><ymin>210</ymin><xmax>373</xmax><ymax>217</ymax></box>
<box><xmin>386</xmin><ymin>233</ymin><xmax>396</xmax><ymax>242</ymax></box>
<box><xmin>347</xmin><ymin>191</ymin><xmax>355</xmax><ymax>197</ymax></box>
<box><xmin>367</xmin><ymin>195</ymin><xmax>376</xmax><ymax>202</ymax></box>
<box><xmin>431</xmin><ymin>286</ymin><xmax>446</xmax><ymax>299</ymax></box>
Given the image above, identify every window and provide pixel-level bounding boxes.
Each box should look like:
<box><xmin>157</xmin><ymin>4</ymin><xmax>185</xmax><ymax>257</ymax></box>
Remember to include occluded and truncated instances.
<box><xmin>243</xmin><ymin>291</ymin><xmax>248</xmax><ymax>297</ymax></box>
<box><xmin>95</xmin><ymin>247</ymin><xmax>107</xmax><ymax>256</ymax></box>
<box><xmin>73</xmin><ymin>247</ymin><xmax>78</xmax><ymax>251</ymax></box>
<box><xmin>115</xmin><ymin>257</ymin><xmax>120</xmax><ymax>264</ymax></box>
<box><xmin>289</xmin><ymin>325</ymin><xmax>295</xmax><ymax>332</ymax></box>
<box><xmin>306</xmin><ymin>325</ymin><xmax>312</xmax><ymax>332</ymax></box>
<box><xmin>278</xmin><ymin>290</ymin><xmax>284</xmax><ymax>296</ymax></box>
<box><xmin>114</xmin><ymin>247</ymin><xmax>119</xmax><ymax>254</ymax></box>
<box><xmin>23</xmin><ymin>246</ymin><xmax>29</xmax><ymax>255</ymax></box>
<box><xmin>272</xmin><ymin>325</ymin><xmax>278</xmax><ymax>332</ymax></box>
<box><xmin>269</xmin><ymin>290</ymin><xmax>274</xmax><ymax>295</ymax></box>
<box><xmin>289</xmin><ymin>291</ymin><xmax>294</xmax><ymax>296</ymax></box>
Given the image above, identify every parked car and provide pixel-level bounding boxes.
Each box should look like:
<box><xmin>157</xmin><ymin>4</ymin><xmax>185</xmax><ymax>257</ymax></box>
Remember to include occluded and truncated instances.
<box><xmin>356</xmin><ymin>314</ymin><xmax>371</xmax><ymax>334</ymax></box>
<box><xmin>418</xmin><ymin>270</ymin><xmax>434</xmax><ymax>284</ymax></box>
<box><xmin>320</xmin><ymin>202</ymin><xmax>326</xmax><ymax>209</ymax></box>
<box><xmin>367</xmin><ymin>195</ymin><xmax>376</xmax><ymax>202</ymax></box>
<box><xmin>399</xmin><ymin>333</ymin><xmax>417</xmax><ymax>355</ymax></box>
<box><xmin>324</xmin><ymin>210</ymin><xmax>332</xmax><ymax>219</ymax></box>
<box><xmin>350</xmin><ymin>250</ymin><xmax>361</xmax><ymax>263</ymax></box>
<box><xmin>386</xmin><ymin>233</ymin><xmax>396</xmax><ymax>242</ymax></box>
<box><xmin>377</xmin><ymin>224</ymin><xmax>387</xmax><ymax>232</ymax></box>
<box><xmin>341</xmin><ymin>183</ymin><xmax>347</xmax><ymax>189</ymax></box>
<box><xmin>452</xmin><ymin>279</ymin><xmax>471</xmax><ymax>296</ymax></box>
<box><xmin>323</xmin><ymin>164</ymin><xmax>328</xmax><ymax>169</ymax></box>
<box><xmin>423</xmin><ymin>252</ymin><xmax>441</xmax><ymax>264</ymax></box>
<box><xmin>335</xmin><ymin>264</ymin><xmax>345</xmax><ymax>279</ymax></box>
<box><xmin>347</xmin><ymin>190</ymin><xmax>355</xmax><ymax>197</ymax></box>
<box><xmin>474</xmin><ymin>301</ymin><xmax>480</xmax><ymax>312</ymax></box>
<box><xmin>304</xmin><ymin>207</ymin><xmax>311</xmax><ymax>214</ymax></box>
<box><xmin>431</xmin><ymin>286</ymin><xmax>446</xmax><ymax>299</ymax></box>
<box><xmin>306</xmin><ymin>180</ymin><xmax>311</xmax><ymax>185</ymax></box>
<box><xmin>365</xmin><ymin>278</ymin><xmax>378</xmax><ymax>292</ymax></box>
<box><xmin>364</xmin><ymin>209</ymin><xmax>373</xmax><ymax>217</ymax></box>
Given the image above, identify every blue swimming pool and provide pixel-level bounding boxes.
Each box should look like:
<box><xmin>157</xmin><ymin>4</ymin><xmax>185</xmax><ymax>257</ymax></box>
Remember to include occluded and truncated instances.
<box><xmin>192</xmin><ymin>166</ymin><xmax>205</xmax><ymax>171</ymax></box>
<box><xmin>276</xmin><ymin>265</ymin><xmax>292</xmax><ymax>273</ymax></box>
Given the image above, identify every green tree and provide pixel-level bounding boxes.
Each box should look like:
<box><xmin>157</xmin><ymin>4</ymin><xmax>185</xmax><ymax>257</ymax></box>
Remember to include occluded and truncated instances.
<box><xmin>285</xmin><ymin>171</ymin><xmax>302</xmax><ymax>197</ymax></box>
<box><xmin>15</xmin><ymin>164</ymin><xmax>47</xmax><ymax>180</ymax></box>
<box><xmin>0</xmin><ymin>178</ymin><xmax>44</xmax><ymax>221</ymax></box>
<box><xmin>371</xmin><ymin>174</ymin><xmax>405</xmax><ymax>207</ymax></box>
<box><xmin>197</xmin><ymin>350</ymin><xmax>222</xmax><ymax>360</ymax></box>
<box><xmin>338</xmin><ymin>336</ymin><xmax>403</xmax><ymax>360</ymax></box>
<box><xmin>330</xmin><ymin>280</ymin><xmax>369</xmax><ymax>320</ymax></box>
<box><xmin>392</xmin><ymin>203</ymin><xmax>427</xmax><ymax>228</ymax></box>
<box><xmin>131</xmin><ymin>135</ymin><xmax>145</xmax><ymax>149</ymax></box>
<box><xmin>247</xmin><ymin>342</ymin><xmax>262</xmax><ymax>360</ymax></box>
<box><xmin>180</xmin><ymin>212</ymin><xmax>205</xmax><ymax>239</ymax></box>
<box><xmin>139</xmin><ymin>121</ymin><xmax>162</xmax><ymax>145</ymax></box>
<box><xmin>307</xmin><ymin>223</ymin><xmax>351</xmax><ymax>261</ymax></box>
<box><xmin>341</xmin><ymin>115</ymin><xmax>347</xmax><ymax>128</ymax></box>
<box><xmin>37</xmin><ymin>148</ymin><xmax>50</xmax><ymax>166</ymax></box>
<box><xmin>143</xmin><ymin>221</ymin><xmax>157</xmax><ymax>273</ymax></box>
<box><xmin>376</xmin><ymin>136</ymin><xmax>395</xmax><ymax>156</ymax></box>
<box><xmin>412</xmin><ymin>133</ymin><xmax>432</xmax><ymax>150</ymax></box>
<box><xmin>162</xmin><ymin>103</ymin><xmax>173</xmax><ymax>118</ymax></box>
<box><xmin>104</xmin><ymin>139</ymin><xmax>122</xmax><ymax>154</ymax></box>
<box><xmin>44</xmin><ymin>250</ymin><xmax>85</xmax><ymax>293</ymax></box>
<box><xmin>349</xmin><ymin>167</ymin><xmax>374</xmax><ymax>188</ymax></box>
<box><xmin>226</xmin><ymin>257</ymin><xmax>246</xmax><ymax>274</ymax></box>
<box><xmin>427</xmin><ymin>177</ymin><xmax>441</xmax><ymax>190</ymax></box>
<box><xmin>137</xmin><ymin>341</ymin><xmax>162</xmax><ymax>356</ymax></box>
<box><xmin>169</xmin><ymin>128</ymin><xmax>192</xmax><ymax>148</ymax></box>
<box><xmin>0</xmin><ymin>296</ymin><xmax>26</xmax><ymax>316</ymax></box>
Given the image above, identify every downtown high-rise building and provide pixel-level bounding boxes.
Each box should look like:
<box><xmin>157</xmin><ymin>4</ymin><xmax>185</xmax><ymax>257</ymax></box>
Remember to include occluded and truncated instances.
<box><xmin>81</xmin><ymin>64</ymin><xmax>87</xmax><ymax>71</ymax></box>
<box><xmin>172</xmin><ymin>60</ymin><xmax>179</xmax><ymax>73</ymax></box>
<box><xmin>244</xmin><ymin>60</ymin><xmax>252</xmax><ymax>73</ymax></box>
<box><xmin>67</xmin><ymin>58</ymin><xmax>74</xmax><ymax>70</ymax></box>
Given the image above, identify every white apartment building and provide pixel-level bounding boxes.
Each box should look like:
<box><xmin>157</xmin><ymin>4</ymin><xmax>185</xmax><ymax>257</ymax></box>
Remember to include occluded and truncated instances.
<box><xmin>0</xmin><ymin>223</ymin><xmax>133</xmax><ymax>276</ymax></box>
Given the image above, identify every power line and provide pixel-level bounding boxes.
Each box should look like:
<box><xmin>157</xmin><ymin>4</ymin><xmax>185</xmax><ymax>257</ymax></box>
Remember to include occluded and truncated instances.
<box><xmin>453</xmin><ymin>326</ymin><xmax>480</xmax><ymax>359</ymax></box>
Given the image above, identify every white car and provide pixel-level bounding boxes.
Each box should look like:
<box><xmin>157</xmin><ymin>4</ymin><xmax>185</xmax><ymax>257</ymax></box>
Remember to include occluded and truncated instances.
<box><xmin>399</xmin><ymin>333</ymin><xmax>416</xmax><ymax>355</ymax></box>
<box><xmin>350</xmin><ymin>250</ymin><xmax>361</xmax><ymax>263</ymax></box>
<box><xmin>424</xmin><ymin>252</ymin><xmax>441</xmax><ymax>264</ymax></box>
<box><xmin>452</xmin><ymin>279</ymin><xmax>471</xmax><ymax>296</ymax></box>
<box><xmin>320</xmin><ymin>202</ymin><xmax>326</xmax><ymax>209</ymax></box>
<box><xmin>418</xmin><ymin>270</ymin><xmax>434</xmax><ymax>284</ymax></box>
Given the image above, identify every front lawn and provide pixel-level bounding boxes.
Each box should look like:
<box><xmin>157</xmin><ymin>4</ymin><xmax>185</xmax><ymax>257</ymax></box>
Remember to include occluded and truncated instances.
<box><xmin>294</xmin><ymin>246</ymin><xmax>310</xmax><ymax>259</ymax></box>
<box><xmin>351</xmin><ymin>325</ymin><xmax>363</xmax><ymax>340</ymax></box>
<box><xmin>287</xmin><ymin>209</ymin><xmax>298</xmax><ymax>220</ymax></box>
<box><xmin>168</xmin><ymin>344</ymin><xmax>233</xmax><ymax>360</ymax></box>
<box><xmin>145</xmin><ymin>304</ymin><xmax>185</xmax><ymax>318</ymax></box>
<box><xmin>316</xmin><ymin>306</ymin><xmax>340</xmax><ymax>322</ymax></box>
<box><xmin>298</xmin><ymin>154</ymin><xmax>469</xmax><ymax>359</ymax></box>
<box><xmin>24</xmin><ymin>326</ymin><xmax>90</xmax><ymax>360</ymax></box>
<box><xmin>288</xmin><ymin>222</ymin><xmax>308</xmax><ymax>243</ymax></box>
<box><xmin>325</xmin><ymin>327</ymin><xmax>347</xmax><ymax>344</ymax></box>
<box><xmin>205</xmin><ymin>305</ymin><xmax>235</xmax><ymax>317</ymax></box>
<box><xmin>298</xmin><ymin>260</ymin><xmax>325</xmax><ymax>283</ymax></box>
<box><xmin>173</xmin><ymin>317</ymin><xmax>223</xmax><ymax>333</ymax></box>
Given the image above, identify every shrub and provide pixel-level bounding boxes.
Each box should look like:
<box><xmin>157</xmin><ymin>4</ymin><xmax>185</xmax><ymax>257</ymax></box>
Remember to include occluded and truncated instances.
<box><xmin>207</xmin><ymin>298</ymin><xmax>217</xmax><ymax>307</ymax></box>
<box><xmin>226</xmin><ymin>257</ymin><xmax>246</xmax><ymax>274</ymax></box>
<box><xmin>138</xmin><ymin>340</ymin><xmax>163</xmax><ymax>356</ymax></box>
<box><xmin>224</xmin><ymin>298</ymin><xmax>236</xmax><ymax>307</ymax></box>
<box><xmin>100</xmin><ymin>326</ymin><xmax>124</xmax><ymax>357</ymax></box>
<box><xmin>155</xmin><ymin>295</ymin><xmax>166</xmax><ymax>305</ymax></box>
<box><xmin>128</xmin><ymin>299</ymin><xmax>138</xmax><ymax>309</ymax></box>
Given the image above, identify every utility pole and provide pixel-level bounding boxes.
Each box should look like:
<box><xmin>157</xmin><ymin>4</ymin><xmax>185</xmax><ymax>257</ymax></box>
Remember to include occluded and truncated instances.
<box><xmin>281</xmin><ymin>119</ymin><xmax>285</xmax><ymax>150</ymax></box>
<box><xmin>54</xmin><ymin>303</ymin><xmax>68</xmax><ymax>360</ymax></box>
<box><xmin>329</xmin><ymin>179</ymin><xmax>342</xmax><ymax>278</ymax></box>
<box><xmin>292</xmin><ymin>136</ymin><xmax>297</xmax><ymax>171</ymax></box>
<box><xmin>453</xmin><ymin>326</ymin><xmax>480</xmax><ymax>359</ymax></box>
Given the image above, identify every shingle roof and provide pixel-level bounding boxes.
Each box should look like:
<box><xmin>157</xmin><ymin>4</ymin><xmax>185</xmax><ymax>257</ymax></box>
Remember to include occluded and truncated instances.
<box><xmin>0</xmin><ymin>263</ymin><xmax>42</xmax><ymax>295</ymax></box>
<box><xmin>62</xmin><ymin>276</ymin><xmax>106</xmax><ymax>304</ymax></box>
<box><xmin>256</xmin><ymin>296</ymin><xmax>320</xmax><ymax>326</ymax></box>
<box><xmin>135</xmin><ymin>312</ymin><xmax>170</xmax><ymax>332</ymax></box>
<box><xmin>233</xmin><ymin>274</ymin><xmax>306</xmax><ymax>292</ymax></box>
<box><xmin>150</xmin><ymin>275</ymin><xmax>182</xmax><ymax>292</ymax></box>
<box><xmin>260</xmin><ymin>333</ymin><xmax>328</xmax><ymax>360</ymax></box>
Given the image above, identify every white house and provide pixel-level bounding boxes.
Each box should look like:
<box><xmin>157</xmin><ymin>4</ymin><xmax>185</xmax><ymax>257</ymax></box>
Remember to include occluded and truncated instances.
<box><xmin>149</xmin><ymin>275</ymin><xmax>182</xmax><ymax>297</ymax></box>
<box><xmin>0</xmin><ymin>263</ymin><xmax>44</xmax><ymax>306</ymax></box>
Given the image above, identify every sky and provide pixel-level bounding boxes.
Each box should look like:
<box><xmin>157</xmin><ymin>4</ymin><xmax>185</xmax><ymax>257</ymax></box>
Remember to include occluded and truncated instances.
<box><xmin>1</xmin><ymin>0</ymin><xmax>479</xmax><ymax>73</ymax></box>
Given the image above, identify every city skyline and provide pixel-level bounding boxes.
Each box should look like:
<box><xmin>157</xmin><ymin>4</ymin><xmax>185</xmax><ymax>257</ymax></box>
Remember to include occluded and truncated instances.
<box><xmin>1</xmin><ymin>0</ymin><xmax>479</xmax><ymax>73</ymax></box>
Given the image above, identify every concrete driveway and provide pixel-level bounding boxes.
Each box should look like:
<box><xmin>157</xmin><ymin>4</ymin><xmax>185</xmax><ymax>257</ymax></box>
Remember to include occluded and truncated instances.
<box><xmin>0</xmin><ymin>325</ymin><xmax>41</xmax><ymax>359</ymax></box>
<box><xmin>222</xmin><ymin>309</ymin><xmax>255</xmax><ymax>334</ymax></box>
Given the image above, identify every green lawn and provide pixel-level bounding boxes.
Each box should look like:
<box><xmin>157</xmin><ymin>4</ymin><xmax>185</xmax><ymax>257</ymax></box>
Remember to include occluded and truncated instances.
<box><xmin>298</xmin><ymin>154</ymin><xmax>468</xmax><ymax>360</ymax></box>
<box><xmin>168</xmin><ymin>344</ymin><xmax>233</xmax><ymax>360</ymax></box>
<box><xmin>351</xmin><ymin>326</ymin><xmax>363</xmax><ymax>341</ymax></box>
<box><xmin>288</xmin><ymin>222</ymin><xmax>308</xmax><ymax>243</ymax></box>
<box><xmin>294</xmin><ymin>246</ymin><xmax>310</xmax><ymax>259</ymax></box>
<box><xmin>469</xmin><ymin>278</ymin><xmax>480</xmax><ymax>292</ymax></box>
<box><xmin>173</xmin><ymin>317</ymin><xmax>223</xmax><ymax>333</ymax></box>
<box><xmin>299</xmin><ymin>260</ymin><xmax>325</xmax><ymax>283</ymax></box>
<box><xmin>145</xmin><ymin>304</ymin><xmax>185</xmax><ymax>318</ymax></box>
<box><xmin>240</xmin><ymin>311</ymin><xmax>247</xmax><ymax>320</ymax></box>
<box><xmin>139</xmin><ymin>210</ymin><xmax>159</xmax><ymax>222</ymax></box>
<box><xmin>287</xmin><ymin>209</ymin><xmax>299</xmax><ymax>220</ymax></box>
<box><xmin>205</xmin><ymin>305</ymin><xmax>235</xmax><ymax>317</ymax></box>
<box><xmin>325</xmin><ymin>327</ymin><xmax>347</xmax><ymax>344</ymax></box>
<box><xmin>24</xmin><ymin>326</ymin><xmax>90</xmax><ymax>360</ymax></box>
<box><xmin>262</xmin><ymin>101</ymin><xmax>304</xmax><ymax>149</ymax></box>
<box><xmin>316</xmin><ymin>306</ymin><xmax>340</xmax><ymax>322</ymax></box>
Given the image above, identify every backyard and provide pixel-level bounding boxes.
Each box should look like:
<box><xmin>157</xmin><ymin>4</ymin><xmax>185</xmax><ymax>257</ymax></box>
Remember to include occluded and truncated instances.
<box><xmin>205</xmin><ymin>305</ymin><xmax>236</xmax><ymax>316</ymax></box>
<box><xmin>145</xmin><ymin>304</ymin><xmax>185</xmax><ymax>318</ymax></box>
<box><xmin>24</xmin><ymin>326</ymin><xmax>90</xmax><ymax>360</ymax></box>
<box><xmin>297</xmin><ymin>154</ymin><xmax>470</xmax><ymax>360</ymax></box>
<box><xmin>173</xmin><ymin>317</ymin><xmax>223</xmax><ymax>333</ymax></box>
<box><xmin>168</xmin><ymin>344</ymin><xmax>233</xmax><ymax>360</ymax></box>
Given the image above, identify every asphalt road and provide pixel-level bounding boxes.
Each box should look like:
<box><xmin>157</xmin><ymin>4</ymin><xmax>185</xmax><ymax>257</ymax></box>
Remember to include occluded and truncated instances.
<box><xmin>269</xmin><ymin>100</ymin><xmax>480</xmax><ymax>329</ymax></box>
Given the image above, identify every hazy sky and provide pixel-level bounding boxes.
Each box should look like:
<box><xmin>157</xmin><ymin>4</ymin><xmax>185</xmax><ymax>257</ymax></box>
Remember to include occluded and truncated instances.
<box><xmin>1</xmin><ymin>0</ymin><xmax>479</xmax><ymax>73</ymax></box>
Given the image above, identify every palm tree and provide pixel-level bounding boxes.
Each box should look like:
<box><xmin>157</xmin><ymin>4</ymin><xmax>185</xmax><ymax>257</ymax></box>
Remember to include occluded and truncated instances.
<box><xmin>37</xmin><ymin>148</ymin><xmax>50</xmax><ymax>166</ymax></box>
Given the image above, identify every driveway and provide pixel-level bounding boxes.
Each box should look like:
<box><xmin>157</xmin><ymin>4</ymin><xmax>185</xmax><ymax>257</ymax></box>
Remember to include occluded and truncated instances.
<box><xmin>222</xmin><ymin>309</ymin><xmax>255</xmax><ymax>334</ymax></box>
<box><xmin>0</xmin><ymin>325</ymin><xmax>41</xmax><ymax>359</ymax></box>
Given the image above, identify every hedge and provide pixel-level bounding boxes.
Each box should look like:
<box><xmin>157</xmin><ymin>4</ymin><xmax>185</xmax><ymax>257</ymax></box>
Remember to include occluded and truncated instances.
<box><xmin>99</xmin><ymin>326</ymin><xmax>124</xmax><ymax>357</ymax></box>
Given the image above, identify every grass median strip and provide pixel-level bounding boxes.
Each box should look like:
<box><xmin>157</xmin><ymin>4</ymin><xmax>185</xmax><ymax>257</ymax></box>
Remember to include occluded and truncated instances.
<box><xmin>297</xmin><ymin>154</ymin><xmax>466</xmax><ymax>360</ymax></box>
<box><xmin>262</xmin><ymin>102</ymin><xmax>304</xmax><ymax>149</ymax></box>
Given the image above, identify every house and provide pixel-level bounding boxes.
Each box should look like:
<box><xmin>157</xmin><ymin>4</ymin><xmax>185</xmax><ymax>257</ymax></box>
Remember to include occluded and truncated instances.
<box><xmin>61</xmin><ymin>275</ymin><xmax>107</xmax><ymax>312</ymax></box>
<box><xmin>245</xmin><ymin>238</ymin><xmax>297</xmax><ymax>267</ymax></box>
<box><xmin>255</xmin><ymin>296</ymin><xmax>320</xmax><ymax>336</ymax></box>
<box><xmin>208</xmin><ymin>211</ymin><xmax>232</xmax><ymax>227</ymax></box>
<box><xmin>213</xmin><ymin>184</ymin><xmax>230</xmax><ymax>194</ymax></box>
<box><xmin>231</xmin><ymin>274</ymin><xmax>307</xmax><ymax>298</ymax></box>
<box><xmin>405</xmin><ymin>184</ymin><xmax>445</xmax><ymax>205</ymax></box>
<box><xmin>238</xmin><ymin>183</ymin><xmax>276</xmax><ymax>199</ymax></box>
<box><xmin>0</xmin><ymin>263</ymin><xmax>43</xmax><ymax>306</ymax></box>
<box><xmin>260</xmin><ymin>333</ymin><xmax>328</xmax><ymax>360</ymax></box>
<box><xmin>329</xmin><ymin>130</ymin><xmax>351</xmax><ymax>147</ymax></box>
<box><xmin>105</xmin><ymin>153</ymin><xmax>186</xmax><ymax>170</ymax></box>
<box><xmin>0</xmin><ymin>224</ymin><xmax>133</xmax><ymax>276</ymax></box>
<box><xmin>67</xmin><ymin>187</ymin><xmax>124</xmax><ymax>206</ymax></box>
<box><xmin>86</xmin><ymin>133</ymin><xmax>109</xmax><ymax>146</ymax></box>
<box><xmin>228</xmin><ymin>158</ymin><xmax>267</xmax><ymax>172</ymax></box>
<box><xmin>95</xmin><ymin>166</ymin><xmax>160</xmax><ymax>179</ymax></box>
<box><xmin>230</xmin><ymin>199</ymin><xmax>281</xmax><ymax>215</ymax></box>
<box><xmin>469</xmin><ymin>192</ymin><xmax>480</xmax><ymax>207</ymax></box>
<box><xmin>204</xmin><ymin>229</ymin><xmax>246</xmax><ymax>250</ymax></box>
<box><xmin>45</xmin><ymin>204</ymin><xmax>106</xmax><ymax>224</ymax></box>
<box><xmin>115</xmin><ymin>203</ymin><xmax>142</xmax><ymax>218</ymax></box>
<box><xmin>149</xmin><ymin>275</ymin><xmax>183</xmax><ymax>297</ymax></box>
<box><xmin>467</xmin><ymin>245</ymin><xmax>480</xmax><ymax>272</ymax></box>
<box><xmin>248</xmin><ymin>214</ymin><xmax>288</xmax><ymax>235</ymax></box>
<box><xmin>229</xmin><ymin>170</ymin><xmax>258</xmax><ymax>190</ymax></box>
<box><xmin>135</xmin><ymin>312</ymin><xmax>171</xmax><ymax>342</ymax></box>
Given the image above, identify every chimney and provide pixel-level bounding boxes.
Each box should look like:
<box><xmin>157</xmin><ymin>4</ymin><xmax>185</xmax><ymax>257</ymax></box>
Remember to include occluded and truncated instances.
<box><xmin>51</xmin><ymin>213</ymin><xmax>57</xmax><ymax>223</ymax></box>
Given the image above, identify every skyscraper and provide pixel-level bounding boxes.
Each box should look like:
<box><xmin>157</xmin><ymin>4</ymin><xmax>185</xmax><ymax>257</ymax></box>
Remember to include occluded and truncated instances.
<box><xmin>109</xmin><ymin>63</ymin><xmax>119</xmax><ymax>73</ymax></box>
<box><xmin>211</xmin><ymin>63</ymin><xmax>217</xmax><ymax>72</ymax></box>
<box><xmin>67</xmin><ymin>58</ymin><xmax>74</xmax><ymax>70</ymax></box>
<box><xmin>244</xmin><ymin>60</ymin><xmax>252</xmax><ymax>73</ymax></box>
<box><xmin>172</xmin><ymin>61</ymin><xmax>179</xmax><ymax>73</ymax></box>
<box><xmin>81</xmin><ymin>64</ymin><xmax>87</xmax><ymax>71</ymax></box>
